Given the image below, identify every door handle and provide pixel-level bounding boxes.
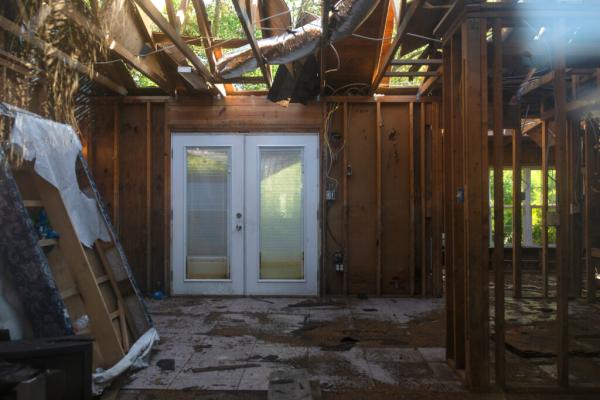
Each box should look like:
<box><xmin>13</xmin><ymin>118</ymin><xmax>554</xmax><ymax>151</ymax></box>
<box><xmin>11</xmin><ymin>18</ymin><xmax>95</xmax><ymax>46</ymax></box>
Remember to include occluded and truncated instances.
<box><xmin>236</xmin><ymin>224</ymin><xmax>243</xmax><ymax>231</ymax></box>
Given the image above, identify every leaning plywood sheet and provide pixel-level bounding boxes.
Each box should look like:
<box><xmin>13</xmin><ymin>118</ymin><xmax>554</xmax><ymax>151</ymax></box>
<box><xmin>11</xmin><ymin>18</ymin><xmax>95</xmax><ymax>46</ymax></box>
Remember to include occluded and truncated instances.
<box><xmin>0</xmin><ymin>150</ymin><xmax>72</xmax><ymax>338</ymax></box>
<box><xmin>3</xmin><ymin>104</ymin><xmax>156</xmax><ymax>393</ymax></box>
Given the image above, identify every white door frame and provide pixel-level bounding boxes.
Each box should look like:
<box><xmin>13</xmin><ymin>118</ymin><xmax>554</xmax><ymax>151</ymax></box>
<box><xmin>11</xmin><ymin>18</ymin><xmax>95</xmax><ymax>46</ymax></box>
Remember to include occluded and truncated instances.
<box><xmin>171</xmin><ymin>133</ymin><xmax>319</xmax><ymax>296</ymax></box>
<box><xmin>171</xmin><ymin>134</ymin><xmax>244</xmax><ymax>295</ymax></box>
<box><xmin>245</xmin><ymin>135</ymin><xmax>319</xmax><ymax>296</ymax></box>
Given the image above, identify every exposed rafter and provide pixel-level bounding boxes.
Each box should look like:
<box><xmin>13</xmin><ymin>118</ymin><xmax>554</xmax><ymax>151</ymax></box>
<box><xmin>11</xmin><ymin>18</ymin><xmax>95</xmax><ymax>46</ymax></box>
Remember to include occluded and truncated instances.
<box><xmin>232</xmin><ymin>0</ymin><xmax>272</xmax><ymax>88</ymax></box>
<box><xmin>64</xmin><ymin>6</ymin><xmax>172</xmax><ymax>94</ymax></box>
<box><xmin>190</xmin><ymin>0</ymin><xmax>217</xmax><ymax>74</ymax></box>
<box><xmin>132</xmin><ymin>0</ymin><xmax>224</xmax><ymax>96</ymax></box>
<box><xmin>370</xmin><ymin>0</ymin><xmax>425</xmax><ymax>93</ymax></box>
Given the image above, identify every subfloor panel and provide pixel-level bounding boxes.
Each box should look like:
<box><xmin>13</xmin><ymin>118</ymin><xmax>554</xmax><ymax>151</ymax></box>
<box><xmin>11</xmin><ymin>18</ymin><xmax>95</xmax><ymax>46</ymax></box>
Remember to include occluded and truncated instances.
<box><xmin>118</xmin><ymin>296</ymin><xmax>460</xmax><ymax>396</ymax></box>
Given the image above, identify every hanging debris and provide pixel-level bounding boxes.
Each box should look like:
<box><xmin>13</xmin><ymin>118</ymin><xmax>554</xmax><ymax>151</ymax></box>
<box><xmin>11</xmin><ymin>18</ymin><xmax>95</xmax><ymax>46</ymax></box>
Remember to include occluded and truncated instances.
<box><xmin>217</xmin><ymin>0</ymin><xmax>381</xmax><ymax>80</ymax></box>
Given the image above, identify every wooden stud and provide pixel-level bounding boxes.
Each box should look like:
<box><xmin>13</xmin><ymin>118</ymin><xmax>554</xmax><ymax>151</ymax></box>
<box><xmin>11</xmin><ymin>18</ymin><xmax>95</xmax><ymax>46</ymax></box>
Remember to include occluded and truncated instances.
<box><xmin>542</xmin><ymin>120</ymin><xmax>549</xmax><ymax>298</ymax></box>
<box><xmin>461</xmin><ymin>18</ymin><xmax>489</xmax><ymax>390</ymax></box>
<box><xmin>376</xmin><ymin>102</ymin><xmax>383</xmax><ymax>296</ymax></box>
<box><xmin>554</xmin><ymin>18</ymin><xmax>570</xmax><ymax>388</ymax></box>
<box><xmin>409</xmin><ymin>102</ymin><xmax>416</xmax><ymax>296</ymax></box>
<box><xmin>146</xmin><ymin>103</ymin><xmax>152</xmax><ymax>292</ymax></box>
<box><xmin>420</xmin><ymin>102</ymin><xmax>427</xmax><ymax>296</ymax></box>
<box><xmin>431</xmin><ymin>102</ymin><xmax>443</xmax><ymax>297</ymax></box>
<box><xmin>342</xmin><ymin>102</ymin><xmax>349</xmax><ymax>295</ymax></box>
<box><xmin>585</xmin><ymin>120</ymin><xmax>596</xmax><ymax>303</ymax></box>
<box><xmin>512</xmin><ymin>119</ymin><xmax>523</xmax><ymax>298</ymax></box>
<box><xmin>492</xmin><ymin>18</ymin><xmax>505</xmax><ymax>388</ymax></box>
<box><xmin>113</xmin><ymin>103</ymin><xmax>120</xmax><ymax>231</ymax></box>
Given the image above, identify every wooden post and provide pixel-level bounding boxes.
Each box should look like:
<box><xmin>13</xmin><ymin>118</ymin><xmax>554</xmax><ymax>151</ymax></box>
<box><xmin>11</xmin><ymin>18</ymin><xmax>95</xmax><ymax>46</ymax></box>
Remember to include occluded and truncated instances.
<box><xmin>343</xmin><ymin>102</ymin><xmax>350</xmax><ymax>295</ymax></box>
<box><xmin>163</xmin><ymin>104</ymin><xmax>171</xmax><ymax>294</ymax></box>
<box><xmin>113</xmin><ymin>103</ymin><xmax>120</xmax><ymax>232</ymax></box>
<box><xmin>492</xmin><ymin>18</ymin><xmax>505</xmax><ymax>388</ymax></box>
<box><xmin>146</xmin><ymin>102</ymin><xmax>152</xmax><ymax>293</ymax></box>
<box><xmin>512</xmin><ymin>119</ymin><xmax>523</xmax><ymax>298</ymax></box>
<box><xmin>442</xmin><ymin>41</ymin><xmax>455</xmax><ymax>361</ymax></box>
<box><xmin>431</xmin><ymin>103</ymin><xmax>443</xmax><ymax>298</ymax></box>
<box><xmin>450</xmin><ymin>32</ymin><xmax>466</xmax><ymax>371</ymax></box>
<box><xmin>542</xmin><ymin>120</ymin><xmax>549</xmax><ymax>298</ymax></box>
<box><xmin>584</xmin><ymin>120</ymin><xmax>596</xmax><ymax>303</ymax></box>
<box><xmin>376</xmin><ymin>102</ymin><xmax>383</xmax><ymax>296</ymax></box>
<box><xmin>421</xmin><ymin>102</ymin><xmax>427</xmax><ymax>296</ymax></box>
<box><xmin>461</xmin><ymin>18</ymin><xmax>489</xmax><ymax>390</ymax></box>
<box><xmin>554</xmin><ymin>18</ymin><xmax>570</xmax><ymax>388</ymax></box>
<box><xmin>409</xmin><ymin>102</ymin><xmax>416</xmax><ymax>296</ymax></box>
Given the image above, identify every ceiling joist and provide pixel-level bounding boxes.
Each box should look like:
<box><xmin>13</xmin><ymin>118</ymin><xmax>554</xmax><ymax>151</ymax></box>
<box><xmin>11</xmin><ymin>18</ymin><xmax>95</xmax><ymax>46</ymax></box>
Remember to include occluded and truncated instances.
<box><xmin>132</xmin><ymin>0</ymin><xmax>224</xmax><ymax>96</ymax></box>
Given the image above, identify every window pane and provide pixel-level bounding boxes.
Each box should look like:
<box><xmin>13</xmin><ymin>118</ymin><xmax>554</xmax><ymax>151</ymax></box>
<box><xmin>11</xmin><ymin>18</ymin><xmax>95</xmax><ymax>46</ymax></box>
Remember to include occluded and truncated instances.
<box><xmin>186</xmin><ymin>147</ymin><xmax>230</xmax><ymax>279</ymax></box>
<box><xmin>548</xmin><ymin>169</ymin><xmax>557</xmax><ymax>205</ymax></box>
<box><xmin>260</xmin><ymin>148</ymin><xmax>304</xmax><ymax>280</ymax></box>
<box><xmin>532</xmin><ymin>207</ymin><xmax>543</xmax><ymax>246</ymax></box>
<box><xmin>503</xmin><ymin>170</ymin><xmax>513</xmax><ymax>205</ymax></box>
<box><xmin>530</xmin><ymin>169</ymin><xmax>543</xmax><ymax>206</ymax></box>
<box><xmin>504</xmin><ymin>208</ymin><xmax>513</xmax><ymax>246</ymax></box>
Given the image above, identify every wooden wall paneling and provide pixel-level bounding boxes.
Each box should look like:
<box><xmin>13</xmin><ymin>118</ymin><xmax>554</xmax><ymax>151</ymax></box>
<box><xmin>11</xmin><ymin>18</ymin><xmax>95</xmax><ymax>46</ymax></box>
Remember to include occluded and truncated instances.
<box><xmin>554</xmin><ymin>18</ymin><xmax>570</xmax><ymax>388</ymax></box>
<box><xmin>151</xmin><ymin>103</ymin><xmax>166</xmax><ymax>292</ymax></box>
<box><xmin>492</xmin><ymin>18</ymin><xmax>505</xmax><ymax>388</ymax></box>
<box><xmin>118</xmin><ymin>103</ymin><xmax>149</xmax><ymax>292</ymax></box>
<box><xmin>450</xmin><ymin>32</ymin><xmax>466</xmax><ymax>371</ymax></box>
<box><xmin>461</xmin><ymin>18</ymin><xmax>489</xmax><ymax>390</ymax></box>
<box><xmin>542</xmin><ymin>120</ymin><xmax>549</xmax><ymax>298</ymax></box>
<box><xmin>584</xmin><ymin>120</ymin><xmax>596</xmax><ymax>302</ymax></box>
<box><xmin>442</xmin><ymin>41</ymin><xmax>455</xmax><ymax>360</ymax></box>
<box><xmin>164</xmin><ymin>102</ymin><xmax>171</xmax><ymax>295</ymax></box>
<box><xmin>166</xmin><ymin>98</ymin><xmax>321</xmax><ymax>132</ymax></box>
<box><xmin>512</xmin><ymin>121</ymin><xmax>523</xmax><ymax>299</ymax></box>
<box><xmin>376</xmin><ymin>102</ymin><xmax>383</xmax><ymax>296</ymax></box>
<box><xmin>343</xmin><ymin>102</ymin><xmax>350</xmax><ymax>295</ymax></box>
<box><xmin>347</xmin><ymin>103</ymin><xmax>378</xmax><ymax>294</ymax></box>
<box><xmin>381</xmin><ymin>103</ymin><xmax>412</xmax><ymax>295</ymax></box>
<box><xmin>89</xmin><ymin>103</ymin><xmax>116</xmax><ymax>219</ymax></box>
<box><xmin>323</xmin><ymin>103</ymin><xmax>345</xmax><ymax>295</ymax></box>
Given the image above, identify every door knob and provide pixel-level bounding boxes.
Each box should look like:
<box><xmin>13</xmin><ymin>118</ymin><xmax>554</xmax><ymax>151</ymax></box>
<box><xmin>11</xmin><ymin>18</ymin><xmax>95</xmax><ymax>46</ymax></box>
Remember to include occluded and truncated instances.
<box><xmin>236</xmin><ymin>224</ymin><xmax>243</xmax><ymax>231</ymax></box>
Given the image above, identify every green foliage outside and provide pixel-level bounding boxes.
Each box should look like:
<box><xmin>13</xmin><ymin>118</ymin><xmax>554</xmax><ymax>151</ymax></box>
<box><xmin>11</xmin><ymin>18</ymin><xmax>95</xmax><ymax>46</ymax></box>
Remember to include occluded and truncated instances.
<box><xmin>489</xmin><ymin>168</ymin><xmax>557</xmax><ymax>247</ymax></box>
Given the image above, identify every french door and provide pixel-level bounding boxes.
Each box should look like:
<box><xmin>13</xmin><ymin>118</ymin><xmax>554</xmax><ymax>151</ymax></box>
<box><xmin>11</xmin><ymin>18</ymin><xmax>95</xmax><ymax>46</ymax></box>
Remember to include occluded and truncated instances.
<box><xmin>171</xmin><ymin>134</ymin><xmax>319</xmax><ymax>296</ymax></box>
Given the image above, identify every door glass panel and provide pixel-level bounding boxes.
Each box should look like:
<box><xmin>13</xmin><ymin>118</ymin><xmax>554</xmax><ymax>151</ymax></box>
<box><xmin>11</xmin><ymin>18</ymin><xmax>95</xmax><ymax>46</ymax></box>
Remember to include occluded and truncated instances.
<box><xmin>259</xmin><ymin>148</ymin><xmax>304</xmax><ymax>280</ymax></box>
<box><xmin>186</xmin><ymin>147</ymin><xmax>230</xmax><ymax>279</ymax></box>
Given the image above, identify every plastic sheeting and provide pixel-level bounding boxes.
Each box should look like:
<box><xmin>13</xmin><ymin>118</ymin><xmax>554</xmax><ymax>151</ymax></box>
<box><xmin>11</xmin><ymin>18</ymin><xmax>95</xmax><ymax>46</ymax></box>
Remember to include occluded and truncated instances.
<box><xmin>10</xmin><ymin>110</ymin><xmax>110</xmax><ymax>247</ymax></box>
<box><xmin>92</xmin><ymin>328</ymin><xmax>159</xmax><ymax>394</ymax></box>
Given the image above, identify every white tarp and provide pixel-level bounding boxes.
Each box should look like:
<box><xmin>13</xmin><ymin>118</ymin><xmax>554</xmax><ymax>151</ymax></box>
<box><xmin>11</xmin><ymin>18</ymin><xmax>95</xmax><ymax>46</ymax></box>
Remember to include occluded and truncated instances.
<box><xmin>10</xmin><ymin>110</ymin><xmax>110</xmax><ymax>247</ymax></box>
<box><xmin>92</xmin><ymin>327</ymin><xmax>160</xmax><ymax>394</ymax></box>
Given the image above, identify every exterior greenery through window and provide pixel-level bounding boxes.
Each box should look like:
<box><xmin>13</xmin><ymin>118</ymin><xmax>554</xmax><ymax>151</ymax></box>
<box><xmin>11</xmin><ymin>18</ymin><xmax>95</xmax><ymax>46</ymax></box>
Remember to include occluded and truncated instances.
<box><xmin>489</xmin><ymin>168</ymin><xmax>557</xmax><ymax>247</ymax></box>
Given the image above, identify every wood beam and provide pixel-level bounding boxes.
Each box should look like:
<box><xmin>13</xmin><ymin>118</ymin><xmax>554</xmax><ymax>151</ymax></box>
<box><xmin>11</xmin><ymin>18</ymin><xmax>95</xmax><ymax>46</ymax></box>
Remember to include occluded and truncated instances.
<box><xmin>232</xmin><ymin>0</ymin><xmax>272</xmax><ymax>88</ymax></box>
<box><xmin>512</xmin><ymin>121</ymin><xmax>523</xmax><ymax>299</ymax></box>
<box><xmin>0</xmin><ymin>15</ymin><xmax>127</xmax><ymax>95</ymax></box>
<box><xmin>554</xmin><ymin>18</ymin><xmax>569</xmax><ymax>388</ymax></box>
<box><xmin>461</xmin><ymin>17</ymin><xmax>489</xmax><ymax>390</ymax></box>
<box><xmin>64</xmin><ymin>6</ymin><xmax>172</xmax><ymax>93</ymax></box>
<box><xmin>541</xmin><ymin>120</ymin><xmax>549</xmax><ymax>298</ymax></box>
<box><xmin>370</xmin><ymin>0</ymin><xmax>425</xmax><ymax>93</ymax></box>
<box><xmin>391</xmin><ymin>59</ymin><xmax>443</xmax><ymax>66</ymax></box>
<box><xmin>492</xmin><ymin>18</ymin><xmax>505</xmax><ymax>388</ymax></box>
<box><xmin>385</xmin><ymin>71</ymin><xmax>440</xmax><ymax>78</ymax></box>
<box><xmin>191</xmin><ymin>0</ymin><xmax>217</xmax><ymax>74</ymax></box>
<box><xmin>518</xmin><ymin>71</ymin><xmax>554</xmax><ymax>98</ymax></box>
<box><xmin>132</xmin><ymin>0</ymin><xmax>223</xmax><ymax>96</ymax></box>
<box><xmin>433</xmin><ymin>0</ymin><xmax>466</xmax><ymax>38</ymax></box>
<box><xmin>584</xmin><ymin>120</ymin><xmax>596</xmax><ymax>303</ymax></box>
<box><xmin>320</xmin><ymin>0</ymin><xmax>329</xmax><ymax>96</ymax></box>
<box><xmin>417</xmin><ymin>66</ymin><xmax>443</xmax><ymax>98</ymax></box>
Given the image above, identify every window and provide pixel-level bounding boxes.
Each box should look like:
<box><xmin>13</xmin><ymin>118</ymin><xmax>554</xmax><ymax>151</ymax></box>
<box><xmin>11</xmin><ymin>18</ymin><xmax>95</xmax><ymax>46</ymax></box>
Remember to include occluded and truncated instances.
<box><xmin>489</xmin><ymin>168</ymin><xmax>557</xmax><ymax>248</ymax></box>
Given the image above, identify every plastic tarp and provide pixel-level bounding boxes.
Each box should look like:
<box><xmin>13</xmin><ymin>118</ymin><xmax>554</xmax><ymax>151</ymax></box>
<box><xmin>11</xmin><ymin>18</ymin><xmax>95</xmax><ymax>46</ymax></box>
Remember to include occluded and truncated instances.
<box><xmin>10</xmin><ymin>110</ymin><xmax>110</xmax><ymax>247</ymax></box>
<box><xmin>92</xmin><ymin>327</ymin><xmax>160</xmax><ymax>394</ymax></box>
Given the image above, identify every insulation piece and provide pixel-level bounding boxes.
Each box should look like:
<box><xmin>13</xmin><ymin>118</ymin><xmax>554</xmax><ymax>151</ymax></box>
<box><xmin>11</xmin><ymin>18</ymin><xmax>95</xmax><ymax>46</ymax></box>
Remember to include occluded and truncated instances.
<box><xmin>9</xmin><ymin>107</ymin><xmax>110</xmax><ymax>247</ymax></box>
<box><xmin>329</xmin><ymin>0</ymin><xmax>381</xmax><ymax>43</ymax></box>
<box><xmin>217</xmin><ymin>21</ymin><xmax>322</xmax><ymax>79</ymax></box>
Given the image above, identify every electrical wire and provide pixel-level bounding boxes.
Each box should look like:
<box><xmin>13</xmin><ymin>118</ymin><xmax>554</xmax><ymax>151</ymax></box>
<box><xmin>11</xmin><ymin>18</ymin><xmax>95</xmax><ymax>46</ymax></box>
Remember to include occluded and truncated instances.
<box><xmin>324</xmin><ymin>42</ymin><xmax>340</xmax><ymax>74</ymax></box>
